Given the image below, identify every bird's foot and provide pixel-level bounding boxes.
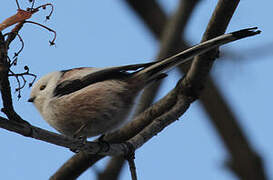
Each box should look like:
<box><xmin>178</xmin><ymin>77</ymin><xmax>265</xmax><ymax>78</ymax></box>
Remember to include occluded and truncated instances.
<box><xmin>95</xmin><ymin>134</ymin><xmax>110</xmax><ymax>154</ymax></box>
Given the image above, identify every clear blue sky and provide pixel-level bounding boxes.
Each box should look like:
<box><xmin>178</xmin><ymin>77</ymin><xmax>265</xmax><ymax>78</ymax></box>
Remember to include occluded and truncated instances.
<box><xmin>0</xmin><ymin>0</ymin><xmax>272</xmax><ymax>179</ymax></box>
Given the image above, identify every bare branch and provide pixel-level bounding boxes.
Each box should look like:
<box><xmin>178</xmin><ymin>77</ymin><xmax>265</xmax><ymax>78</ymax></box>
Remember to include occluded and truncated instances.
<box><xmin>49</xmin><ymin>28</ymin><xmax>260</xmax><ymax>179</ymax></box>
<box><xmin>34</xmin><ymin>3</ymin><xmax>54</xmax><ymax>21</ymax></box>
<box><xmin>0</xmin><ymin>1</ymin><xmax>266</xmax><ymax>179</ymax></box>
<box><xmin>0</xmin><ymin>32</ymin><xmax>25</xmax><ymax>122</ymax></box>
<box><xmin>185</xmin><ymin>1</ymin><xmax>267</xmax><ymax>179</ymax></box>
<box><xmin>98</xmin><ymin>156</ymin><xmax>125</xmax><ymax>180</ymax></box>
<box><xmin>0</xmin><ymin>1</ymin><xmax>56</xmax><ymax>46</ymax></box>
<box><xmin>24</xmin><ymin>21</ymin><xmax>56</xmax><ymax>45</ymax></box>
<box><xmin>1</xmin><ymin>29</ymin><xmax>260</xmax><ymax>152</ymax></box>
<box><xmin>99</xmin><ymin>1</ymin><xmax>200</xmax><ymax>177</ymax></box>
<box><xmin>6</xmin><ymin>22</ymin><xmax>24</xmax><ymax>48</ymax></box>
<box><xmin>125</xmin><ymin>0</ymin><xmax>268</xmax><ymax>179</ymax></box>
<box><xmin>8</xmin><ymin>67</ymin><xmax>37</xmax><ymax>99</ymax></box>
<box><xmin>133</xmin><ymin>0</ymin><xmax>200</xmax><ymax>116</ymax></box>
<box><xmin>15</xmin><ymin>0</ymin><xmax>20</xmax><ymax>9</ymax></box>
<box><xmin>128</xmin><ymin>157</ymin><xmax>137</xmax><ymax>180</ymax></box>
<box><xmin>0</xmin><ymin>9</ymin><xmax>32</xmax><ymax>31</ymax></box>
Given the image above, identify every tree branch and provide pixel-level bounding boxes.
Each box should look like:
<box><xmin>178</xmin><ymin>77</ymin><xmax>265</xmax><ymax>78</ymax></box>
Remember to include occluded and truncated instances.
<box><xmin>185</xmin><ymin>1</ymin><xmax>267</xmax><ymax>179</ymax></box>
<box><xmin>133</xmin><ymin>0</ymin><xmax>200</xmax><ymax>116</ymax></box>
<box><xmin>98</xmin><ymin>156</ymin><xmax>126</xmax><ymax>180</ymax></box>
<box><xmin>0</xmin><ymin>31</ymin><xmax>27</xmax><ymax>123</ymax></box>
<box><xmin>123</xmin><ymin>0</ymin><xmax>191</xmax><ymax>51</ymax></box>
<box><xmin>0</xmin><ymin>2</ymin><xmax>265</xmax><ymax>179</ymax></box>
<box><xmin>50</xmin><ymin>78</ymin><xmax>179</xmax><ymax>179</ymax></box>
<box><xmin>49</xmin><ymin>1</ymin><xmax>266</xmax><ymax>179</ymax></box>
<box><xmin>126</xmin><ymin>0</ymin><xmax>268</xmax><ymax>179</ymax></box>
<box><xmin>1</xmin><ymin>29</ymin><xmax>259</xmax><ymax>151</ymax></box>
<box><xmin>49</xmin><ymin>27</ymin><xmax>260</xmax><ymax>179</ymax></box>
<box><xmin>99</xmin><ymin>1</ymin><xmax>200</xmax><ymax>177</ymax></box>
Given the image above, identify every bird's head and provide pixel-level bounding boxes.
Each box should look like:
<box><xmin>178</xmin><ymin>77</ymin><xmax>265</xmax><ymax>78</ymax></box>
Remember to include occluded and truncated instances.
<box><xmin>28</xmin><ymin>71</ymin><xmax>61</xmax><ymax>113</ymax></box>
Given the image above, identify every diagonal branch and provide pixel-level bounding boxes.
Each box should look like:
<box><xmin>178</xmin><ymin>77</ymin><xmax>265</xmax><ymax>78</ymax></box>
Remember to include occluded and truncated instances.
<box><xmin>124</xmin><ymin>0</ymin><xmax>191</xmax><ymax>51</ymax></box>
<box><xmin>98</xmin><ymin>156</ymin><xmax>126</xmax><ymax>180</ymax></box>
<box><xmin>126</xmin><ymin>0</ymin><xmax>268</xmax><ymax>179</ymax></box>
<box><xmin>1</xmin><ymin>29</ymin><xmax>260</xmax><ymax>151</ymax></box>
<box><xmin>49</xmin><ymin>30</ymin><xmax>262</xmax><ymax>180</ymax></box>
<box><xmin>0</xmin><ymin>2</ymin><xmax>264</xmax><ymax>180</ymax></box>
<box><xmin>99</xmin><ymin>0</ymin><xmax>200</xmax><ymax>177</ymax></box>
<box><xmin>124</xmin><ymin>0</ymin><xmax>166</xmax><ymax>38</ymax></box>
<box><xmin>50</xmin><ymin>1</ymin><xmax>267</xmax><ymax>179</ymax></box>
<box><xmin>184</xmin><ymin>1</ymin><xmax>267</xmax><ymax>179</ymax></box>
<box><xmin>133</xmin><ymin>0</ymin><xmax>200</xmax><ymax>116</ymax></box>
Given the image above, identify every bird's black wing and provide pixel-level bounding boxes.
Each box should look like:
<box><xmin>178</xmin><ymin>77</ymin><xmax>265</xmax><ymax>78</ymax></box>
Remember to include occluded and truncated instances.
<box><xmin>53</xmin><ymin>62</ymin><xmax>156</xmax><ymax>97</ymax></box>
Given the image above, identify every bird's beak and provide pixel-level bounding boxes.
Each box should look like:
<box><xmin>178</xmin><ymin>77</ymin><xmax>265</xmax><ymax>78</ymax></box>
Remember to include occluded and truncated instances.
<box><xmin>28</xmin><ymin>97</ymin><xmax>35</xmax><ymax>103</ymax></box>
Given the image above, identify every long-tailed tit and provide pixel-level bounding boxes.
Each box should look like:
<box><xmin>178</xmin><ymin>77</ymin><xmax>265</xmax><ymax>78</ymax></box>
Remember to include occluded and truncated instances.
<box><xmin>28</xmin><ymin>28</ymin><xmax>260</xmax><ymax>138</ymax></box>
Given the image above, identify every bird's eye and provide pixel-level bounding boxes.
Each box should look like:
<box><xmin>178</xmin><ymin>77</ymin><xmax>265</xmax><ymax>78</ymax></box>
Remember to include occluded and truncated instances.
<box><xmin>39</xmin><ymin>85</ymin><xmax>46</xmax><ymax>91</ymax></box>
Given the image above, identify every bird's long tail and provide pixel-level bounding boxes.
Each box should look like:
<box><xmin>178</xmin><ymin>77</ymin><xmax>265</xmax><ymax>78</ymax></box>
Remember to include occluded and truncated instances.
<box><xmin>133</xmin><ymin>27</ymin><xmax>260</xmax><ymax>83</ymax></box>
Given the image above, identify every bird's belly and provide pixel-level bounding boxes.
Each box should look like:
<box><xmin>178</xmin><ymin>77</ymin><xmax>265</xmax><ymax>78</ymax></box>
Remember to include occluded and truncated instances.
<box><xmin>46</xmin><ymin>106</ymin><xmax>130</xmax><ymax>137</ymax></box>
<box><xmin>43</xmin><ymin>80</ymin><xmax>135</xmax><ymax>137</ymax></box>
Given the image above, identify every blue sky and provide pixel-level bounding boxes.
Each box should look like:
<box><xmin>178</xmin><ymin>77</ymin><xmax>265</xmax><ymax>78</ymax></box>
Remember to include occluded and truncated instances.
<box><xmin>0</xmin><ymin>0</ymin><xmax>272</xmax><ymax>179</ymax></box>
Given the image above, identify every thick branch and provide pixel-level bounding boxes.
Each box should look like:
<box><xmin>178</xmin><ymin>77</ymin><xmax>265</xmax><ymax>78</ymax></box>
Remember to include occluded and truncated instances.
<box><xmin>185</xmin><ymin>1</ymin><xmax>267</xmax><ymax>179</ymax></box>
<box><xmin>128</xmin><ymin>84</ymin><xmax>192</xmax><ymax>150</ymax></box>
<box><xmin>0</xmin><ymin>116</ymin><xmax>132</xmax><ymax>156</ymax></box>
<box><xmin>126</xmin><ymin>0</ymin><xmax>268</xmax><ymax>179</ymax></box>
<box><xmin>1</xmin><ymin>7</ymin><xmax>265</xmax><ymax>179</ymax></box>
<box><xmin>51</xmin><ymin>1</ymin><xmax>199</xmax><ymax>178</ymax></box>
<box><xmin>50</xmin><ymin>82</ymin><xmax>179</xmax><ymax>179</ymax></box>
<box><xmin>133</xmin><ymin>0</ymin><xmax>200</xmax><ymax>116</ymax></box>
<box><xmin>50</xmin><ymin>153</ymin><xmax>103</xmax><ymax>180</ymax></box>
<box><xmin>100</xmin><ymin>1</ymin><xmax>200</xmax><ymax>177</ymax></box>
<box><xmin>0</xmin><ymin>73</ymin><xmax>188</xmax><ymax>157</ymax></box>
<box><xmin>124</xmin><ymin>0</ymin><xmax>190</xmax><ymax>51</ymax></box>
<box><xmin>50</xmin><ymin>75</ymin><xmax>180</xmax><ymax>179</ymax></box>
<box><xmin>4</xmin><ymin>30</ymin><xmax>257</xmax><ymax>145</ymax></box>
<box><xmin>49</xmin><ymin>28</ymin><xmax>260</xmax><ymax>179</ymax></box>
<box><xmin>98</xmin><ymin>156</ymin><xmax>126</xmax><ymax>180</ymax></box>
<box><xmin>124</xmin><ymin>0</ymin><xmax>166</xmax><ymax>38</ymax></box>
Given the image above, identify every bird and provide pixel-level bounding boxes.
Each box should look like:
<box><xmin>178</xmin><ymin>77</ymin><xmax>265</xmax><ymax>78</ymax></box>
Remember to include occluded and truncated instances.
<box><xmin>28</xmin><ymin>27</ymin><xmax>260</xmax><ymax>138</ymax></box>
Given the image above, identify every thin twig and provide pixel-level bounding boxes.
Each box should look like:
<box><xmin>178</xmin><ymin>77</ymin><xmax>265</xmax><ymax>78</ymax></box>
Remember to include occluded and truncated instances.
<box><xmin>4</xmin><ymin>31</ymin><xmax>25</xmax><ymax>58</ymax></box>
<box><xmin>8</xmin><ymin>67</ymin><xmax>37</xmax><ymax>99</ymax></box>
<box><xmin>34</xmin><ymin>3</ymin><xmax>54</xmax><ymax>20</ymax></box>
<box><xmin>24</xmin><ymin>21</ymin><xmax>56</xmax><ymax>45</ymax></box>
<box><xmin>6</xmin><ymin>22</ymin><xmax>24</xmax><ymax>48</ymax></box>
<box><xmin>15</xmin><ymin>0</ymin><xmax>20</xmax><ymax>9</ymax></box>
<box><xmin>127</xmin><ymin>154</ymin><xmax>137</xmax><ymax>180</ymax></box>
<box><xmin>0</xmin><ymin>32</ymin><xmax>26</xmax><ymax>122</ymax></box>
<box><xmin>30</xmin><ymin>0</ymin><xmax>35</xmax><ymax>11</ymax></box>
